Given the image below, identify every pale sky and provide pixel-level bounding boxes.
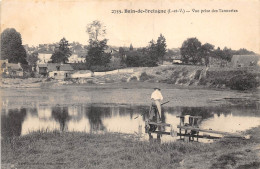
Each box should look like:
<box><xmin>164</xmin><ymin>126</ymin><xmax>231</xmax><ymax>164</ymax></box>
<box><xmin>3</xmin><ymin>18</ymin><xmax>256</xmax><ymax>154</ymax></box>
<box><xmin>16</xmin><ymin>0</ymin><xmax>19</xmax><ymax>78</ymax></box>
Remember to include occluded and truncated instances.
<box><xmin>1</xmin><ymin>0</ymin><xmax>259</xmax><ymax>53</ymax></box>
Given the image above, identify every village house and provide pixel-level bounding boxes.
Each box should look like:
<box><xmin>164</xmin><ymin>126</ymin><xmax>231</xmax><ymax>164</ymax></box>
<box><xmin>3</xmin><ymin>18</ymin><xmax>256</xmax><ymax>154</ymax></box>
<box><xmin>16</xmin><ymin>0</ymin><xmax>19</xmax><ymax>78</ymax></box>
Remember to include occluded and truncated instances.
<box><xmin>0</xmin><ymin>60</ymin><xmax>24</xmax><ymax>77</ymax></box>
<box><xmin>171</xmin><ymin>55</ymin><xmax>183</xmax><ymax>64</ymax></box>
<box><xmin>37</xmin><ymin>52</ymin><xmax>53</xmax><ymax>64</ymax></box>
<box><xmin>36</xmin><ymin>63</ymin><xmax>74</xmax><ymax>79</ymax></box>
<box><xmin>48</xmin><ymin>64</ymin><xmax>74</xmax><ymax>79</ymax></box>
<box><xmin>68</xmin><ymin>54</ymin><xmax>86</xmax><ymax>63</ymax></box>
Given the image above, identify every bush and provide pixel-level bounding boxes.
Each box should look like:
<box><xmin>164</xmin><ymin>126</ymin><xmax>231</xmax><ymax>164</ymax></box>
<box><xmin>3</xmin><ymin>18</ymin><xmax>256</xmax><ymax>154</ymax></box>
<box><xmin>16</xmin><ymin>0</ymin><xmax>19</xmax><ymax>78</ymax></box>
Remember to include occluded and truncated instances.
<box><xmin>171</xmin><ymin>71</ymin><xmax>181</xmax><ymax>79</ymax></box>
<box><xmin>129</xmin><ymin>76</ymin><xmax>138</xmax><ymax>81</ymax></box>
<box><xmin>160</xmin><ymin>78</ymin><xmax>177</xmax><ymax>84</ymax></box>
<box><xmin>198</xmin><ymin>77</ymin><xmax>208</xmax><ymax>85</ymax></box>
<box><xmin>121</xmin><ymin>78</ymin><xmax>127</xmax><ymax>82</ymax></box>
<box><xmin>139</xmin><ymin>72</ymin><xmax>153</xmax><ymax>82</ymax></box>
<box><xmin>105</xmin><ymin>78</ymin><xmax>114</xmax><ymax>83</ymax></box>
<box><xmin>189</xmin><ymin>79</ymin><xmax>196</xmax><ymax>86</ymax></box>
<box><xmin>228</xmin><ymin>73</ymin><xmax>259</xmax><ymax>90</ymax></box>
<box><xmin>182</xmin><ymin>70</ymin><xmax>189</xmax><ymax>77</ymax></box>
<box><xmin>178</xmin><ymin>78</ymin><xmax>189</xmax><ymax>84</ymax></box>
<box><xmin>194</xmin><ymin>70</ymin><xmax>202</xmax><ymax>80</ymax></box>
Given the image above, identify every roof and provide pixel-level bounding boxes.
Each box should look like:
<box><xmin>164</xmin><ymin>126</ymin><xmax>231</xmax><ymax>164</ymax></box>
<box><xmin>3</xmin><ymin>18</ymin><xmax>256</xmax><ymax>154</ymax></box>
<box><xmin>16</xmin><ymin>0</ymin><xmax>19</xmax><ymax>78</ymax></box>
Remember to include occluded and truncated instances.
<box><xmin>47</xmin><ymin>63</ymin><xmax>60</xmax><ymax>71</ymax></box>
<box><xmin>59</xmin><ymin>64</ymin><xmax>74</xmax><ymax>71</ymax></box>
<box><xmin>6</xmin><ymin>63</ymin><xmax>23</xmax><ymax>70</ymax></box>
<box><xmin>38</xmin><ymin>64</ymin><xmax>48</xmax><ymax>68</ymax></box>
<box><xmin>38</xmin><ymin>63</ymin><xmax>74</xmax><ymax>71</ymax></box>
<box><xmin>48</xmin><ymin>63</ymin><xmax>74</xmax><ymax>71</ymax></box>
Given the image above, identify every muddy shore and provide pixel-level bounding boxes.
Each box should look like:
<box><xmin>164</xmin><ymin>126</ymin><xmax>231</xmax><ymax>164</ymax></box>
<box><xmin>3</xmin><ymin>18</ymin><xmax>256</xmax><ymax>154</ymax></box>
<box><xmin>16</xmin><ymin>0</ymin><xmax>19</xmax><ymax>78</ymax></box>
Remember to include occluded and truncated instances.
<box><xmin>1</xmin><ymin>81</ymin><xmax>259</xmax><ymax>109</ymax></box>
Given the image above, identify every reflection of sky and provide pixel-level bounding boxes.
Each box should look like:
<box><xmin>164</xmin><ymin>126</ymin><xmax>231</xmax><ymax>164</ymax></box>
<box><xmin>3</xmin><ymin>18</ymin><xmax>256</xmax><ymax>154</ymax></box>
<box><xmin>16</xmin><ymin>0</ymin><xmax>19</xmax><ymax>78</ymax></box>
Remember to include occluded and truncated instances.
<box><xmin>67</xmin><ymin>118</ymin><xmax>90</xmax><ymax>132</ymax></box>
<box><xmin>103</xmin><ymin>114</ymin><xmax>142</xmax><ymax>134</ymax></box>
<box><xmin>200</xmin><ymin>113</ymin><xmax>260</xmax><ymax>133</ymax></box>
<box><xmin>22</xmin><ymin>113</ymin><xmax>59</xmax><ymax>135</ymax></box>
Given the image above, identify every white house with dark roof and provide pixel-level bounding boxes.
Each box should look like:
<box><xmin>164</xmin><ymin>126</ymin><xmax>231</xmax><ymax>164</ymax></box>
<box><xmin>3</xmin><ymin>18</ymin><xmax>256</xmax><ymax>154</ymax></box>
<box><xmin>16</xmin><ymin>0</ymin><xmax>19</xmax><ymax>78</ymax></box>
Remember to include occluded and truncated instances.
<box><xmin>36</xmin><ymin>63</ymin><xmax>74</xmax><ymax>79</ymax></box>
<box><xmin>48</xmin><ymin>64</ymin><xmax>74</xmax><ymax>79</ymax></box>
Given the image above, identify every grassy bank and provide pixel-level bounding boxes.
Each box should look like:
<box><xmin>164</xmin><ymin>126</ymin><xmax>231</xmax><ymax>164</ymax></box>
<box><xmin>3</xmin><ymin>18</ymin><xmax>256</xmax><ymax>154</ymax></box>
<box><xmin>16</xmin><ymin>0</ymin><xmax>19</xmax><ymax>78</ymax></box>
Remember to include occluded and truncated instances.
<box><xmin>2</xmin><ymin>127</ymin><xmax>260</xmax><ymax>169</ymax></box>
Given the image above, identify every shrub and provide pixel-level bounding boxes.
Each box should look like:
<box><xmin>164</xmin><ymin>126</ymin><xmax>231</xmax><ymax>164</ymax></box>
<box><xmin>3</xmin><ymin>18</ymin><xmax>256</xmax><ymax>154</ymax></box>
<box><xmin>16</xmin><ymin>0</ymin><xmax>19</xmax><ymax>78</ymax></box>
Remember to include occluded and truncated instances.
<box><xmin>105</xmin><ymin>78</ymin><xmax>114</xmax><ymax>83</ymax></box>
<box><xmin>139</xmin><ymin>72</ymin><xmax>153</xmax><ymax>82</ymax></box>
<box><xmin>182</xmin><ymin>70</ymin><xmax>189</xmax><ymax>77</ymax></box>
<box><xmin>129</xmin><ymin>76</ymin><xmax>138</xmax><ymax>81</ymax></box>
<box><xmin>171</xmin><ymin>71</ymin><xmax>181</xmax><ymax>79</ymax></box>
<box><xmin>189</xmin><ymin>79</ymin><xmax>196</xmax><ymax>86</ymax></box>
<box><xmin>160</xmin><ymin>78</ymin><xmax>177</xmax><ymax>84</ymax></box>
<box><xmin>87</xmin><ymin>80</ymin><xmax>95</xmax><ymax>84</ymax></box>
<box><xmin>121</xmin><ymin>78</ymin><xmax>127</xmax><ymax>82</ymax></box>
<box><xmin>194</xmin><ymin>70</ymin><xmax>202</xmax><ymax>80</ymax></box>
<box><xmin>198</xmin><ymin>77</ymin><xmax>208</xmax><ymax>85</ymax></box>
<box><xmin>178</xmin><ymin>78</ymin><xmax>189</xmax><ymax>84</ymax></box>
<box><xmin>228</xmin><ymin>73</ymin><xmax>259</xmax><ymax>90</ymax></box>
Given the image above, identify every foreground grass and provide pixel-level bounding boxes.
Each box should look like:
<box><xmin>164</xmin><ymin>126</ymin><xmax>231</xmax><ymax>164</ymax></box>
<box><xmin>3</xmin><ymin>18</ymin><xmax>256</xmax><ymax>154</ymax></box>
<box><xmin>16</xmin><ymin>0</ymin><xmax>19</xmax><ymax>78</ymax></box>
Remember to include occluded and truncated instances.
<box><xmin>2</xmin><ymin>127</ymin><xmax>260</xmax><ymax>169</ymax></box>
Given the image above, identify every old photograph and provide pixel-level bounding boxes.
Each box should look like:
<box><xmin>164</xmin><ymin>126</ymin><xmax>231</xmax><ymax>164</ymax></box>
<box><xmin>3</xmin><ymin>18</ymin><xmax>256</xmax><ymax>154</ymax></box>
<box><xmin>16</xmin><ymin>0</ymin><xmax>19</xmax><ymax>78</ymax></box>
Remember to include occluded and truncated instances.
<box><xmin>1</xmin><ymin>0</ymin><xmax>260</xmax><ymax>168</ymax></box>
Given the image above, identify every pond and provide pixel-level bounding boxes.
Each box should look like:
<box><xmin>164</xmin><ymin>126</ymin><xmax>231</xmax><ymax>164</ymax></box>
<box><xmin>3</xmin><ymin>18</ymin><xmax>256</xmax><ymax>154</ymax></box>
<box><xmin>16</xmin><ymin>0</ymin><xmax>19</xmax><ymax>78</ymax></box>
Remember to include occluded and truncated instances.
<box><xmin>2</xmin><ymin>103</ymin><xmax>260</xmax><ymax>143</ymax></box>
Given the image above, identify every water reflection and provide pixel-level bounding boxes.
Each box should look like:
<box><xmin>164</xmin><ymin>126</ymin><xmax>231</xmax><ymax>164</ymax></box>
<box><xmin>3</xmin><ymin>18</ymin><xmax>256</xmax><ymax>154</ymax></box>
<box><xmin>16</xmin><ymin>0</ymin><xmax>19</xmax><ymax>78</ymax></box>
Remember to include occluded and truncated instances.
<box><xmin>1</xmin><ymin>108</ymin><xmax>27</xmax><ymax>140</ymax></box>
<box><xmin>1</xmin><ymin>105</ymin><xmax>260</xmax><ymax>143</ymax></box>
<box><xmin>85</xmin><ymin>106</ymin><xmax>111</xmax><ymax>132</ymax></box>
<box><xmin>51</xmin><ymin>107</ymin><xmax>71</xmax><ymax>131</ymax></box>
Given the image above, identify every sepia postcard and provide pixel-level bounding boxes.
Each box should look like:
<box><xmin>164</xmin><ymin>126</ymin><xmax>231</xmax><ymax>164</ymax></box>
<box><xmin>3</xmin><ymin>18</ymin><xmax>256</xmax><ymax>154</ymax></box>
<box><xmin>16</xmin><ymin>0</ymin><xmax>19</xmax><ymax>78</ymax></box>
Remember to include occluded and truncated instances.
<box><xmin>1</xmin><ymin>0</ymin><xmax>260</xmax><ymax>168</ymax></box>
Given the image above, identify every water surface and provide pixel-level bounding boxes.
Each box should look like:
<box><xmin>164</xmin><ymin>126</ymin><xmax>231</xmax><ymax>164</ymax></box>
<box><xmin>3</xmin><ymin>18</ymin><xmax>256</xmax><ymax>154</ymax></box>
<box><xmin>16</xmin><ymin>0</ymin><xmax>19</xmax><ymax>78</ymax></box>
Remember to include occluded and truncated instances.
<box><xmin>2</xmin><ymin>104</ymin><xmax>260</xmax><ymax>143</ymax></box>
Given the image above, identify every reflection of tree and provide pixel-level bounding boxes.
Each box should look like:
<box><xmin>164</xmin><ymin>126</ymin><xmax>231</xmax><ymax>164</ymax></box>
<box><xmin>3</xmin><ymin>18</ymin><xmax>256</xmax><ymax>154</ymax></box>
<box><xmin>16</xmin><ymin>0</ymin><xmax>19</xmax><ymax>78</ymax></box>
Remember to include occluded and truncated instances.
<box><xmin>85</xmin><ymin>106</ymin><xmax>111</xmax><ymax>132</ymax></box>
<box><xmin>181</xmin><ymin>107</ymin><xmax>214</xmax><ymax>120</ymax></box>
<box><xmin>1</xmin><ymin>108</ymin><xmax>27</xmax><ymax>140</ymax></box>
<box><xmin>28</xmin><ymin>108</ymin><xmax>38</xmax><ymax>117</ymax></box>
<box><xmin>51</xmin><ymin>107</ymin><xmax>71</xmax><ymax>131</ymax></box>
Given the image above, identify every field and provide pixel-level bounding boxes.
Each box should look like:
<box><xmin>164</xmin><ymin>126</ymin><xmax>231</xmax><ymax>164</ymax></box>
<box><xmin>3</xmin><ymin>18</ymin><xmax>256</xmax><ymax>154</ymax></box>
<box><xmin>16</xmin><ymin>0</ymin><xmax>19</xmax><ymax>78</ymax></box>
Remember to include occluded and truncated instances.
<box><xmin>1</xmin><ymin>126</ymin><xmax>260</xmax><ymax>169</ymax></box>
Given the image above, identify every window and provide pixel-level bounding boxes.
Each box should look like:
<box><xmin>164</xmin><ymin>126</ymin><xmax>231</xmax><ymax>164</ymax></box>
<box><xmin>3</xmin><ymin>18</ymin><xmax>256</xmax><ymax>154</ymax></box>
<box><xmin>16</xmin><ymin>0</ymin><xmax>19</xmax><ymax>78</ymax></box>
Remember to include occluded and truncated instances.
<box><xmin>54</xmin><ymin>73</ymin><xmax>57</xmax><ymax>76</ymax></box>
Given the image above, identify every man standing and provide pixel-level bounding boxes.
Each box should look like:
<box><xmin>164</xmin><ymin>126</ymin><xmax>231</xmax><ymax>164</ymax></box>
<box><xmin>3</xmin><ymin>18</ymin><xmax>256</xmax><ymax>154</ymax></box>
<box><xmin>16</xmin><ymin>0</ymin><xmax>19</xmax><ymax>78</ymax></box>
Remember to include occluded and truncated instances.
<box><xmin>151</xmin><ymin>87</ymin><xmax>163</xmax><ymax>123</ymax></box>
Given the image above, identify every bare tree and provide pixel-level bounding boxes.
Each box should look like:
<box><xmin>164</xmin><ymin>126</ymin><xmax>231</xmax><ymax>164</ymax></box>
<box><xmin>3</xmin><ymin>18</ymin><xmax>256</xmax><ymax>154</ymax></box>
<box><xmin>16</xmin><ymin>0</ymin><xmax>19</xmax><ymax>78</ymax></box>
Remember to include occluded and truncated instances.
<box><xmin>86</xmin><ymin>20</ymin><xmax>106</xmax><ymax>42</ymax></box>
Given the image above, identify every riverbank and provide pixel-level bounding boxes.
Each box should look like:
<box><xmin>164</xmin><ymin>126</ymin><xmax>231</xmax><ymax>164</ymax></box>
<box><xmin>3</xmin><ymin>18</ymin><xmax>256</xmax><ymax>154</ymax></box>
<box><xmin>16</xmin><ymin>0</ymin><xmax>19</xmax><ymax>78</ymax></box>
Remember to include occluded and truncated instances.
<box><xmin>1</xmin><ymin>65</ymin><xmax>259</xmax><ymax>90</ymax></box>
<box><xmin>2</xmin><ymin>126</ymin><xmax>260</xmax><ymax>169</ymax></box>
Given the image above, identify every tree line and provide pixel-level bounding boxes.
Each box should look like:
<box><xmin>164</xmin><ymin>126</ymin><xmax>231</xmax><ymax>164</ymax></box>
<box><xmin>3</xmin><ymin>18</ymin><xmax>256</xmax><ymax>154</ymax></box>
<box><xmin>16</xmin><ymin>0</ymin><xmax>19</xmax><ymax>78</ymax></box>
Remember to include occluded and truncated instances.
<box><xmin>0</xmin><ymin>22</ymin><xmax>255</xmax><ymax>71</ymax></box>
<box><xmin>180</xmin><ymin>37</ymin><xmax>255</xmax><ymax>66</ymax></box>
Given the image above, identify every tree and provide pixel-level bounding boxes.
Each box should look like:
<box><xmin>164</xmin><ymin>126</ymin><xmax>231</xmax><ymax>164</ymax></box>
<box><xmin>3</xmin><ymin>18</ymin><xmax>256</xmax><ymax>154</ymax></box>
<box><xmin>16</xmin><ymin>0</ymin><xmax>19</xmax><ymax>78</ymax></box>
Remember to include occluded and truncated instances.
<box><xmin>119</xmin><ymin>47</ymin><xmax>125</xmax><ymax>56</ymax></box>
<box><xmin>212</xmin><ymin>47</ymin><xmax>232</xmax><ymax>62</ymax></box>
<box><xmin>51</xmin><ymin>37</ymin><xmax>72</xmax><ymax>63</ymax></box>
<box><xmin>0</xmin><ymin>28</ymin><xmax>27</xmax><ymax>64</ymax></box>
<box><xmin>156</xmin><ymin>34</ymin><xmax>167</xmax><ymax>64</ymax></box>
<box><xmin>125</xmin><ymin>50</ymin><xmax>142</xmax><ymax>67</ymax></box>
<box><xmin>129</xmin><ymin>44</ymin><xmax>133</xmax><ymax>51</ymax></box>
<box><xmin>27</xmin><ymin>52</ymin><xmax>38</xmax><ymax>70</ymax></box>
<box><xmin>180</xmin><ymin>38</ymin><xmax>202</xmax><ymax>64</ymax></box>
<box><xmin>222</xmin><ymin>47</ymin><xmax>232</xmax><ymax>62</ymax></box>
<box><xmin>199</xmin><ymin>43</ymin><xmax>214</xmax><ymax>66</ymax></box>
<box><xmin>86</xmin><ymin>20</ymin><xmax>106</xmax><ymax>42</ymax></box>
<box><xmin>86</xmin><ymin>21</ymin><xmax>111</xmax><ymax>67</ymax></box>
<box><xmin>147</xmin><ymin>40</ymin><xmax>158</xmax><ymax>66</ymax></box>
<box><xmin>86</xmin><ymin>39</ymin><xmax>111</xmax><ymax>66</ymax></box>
